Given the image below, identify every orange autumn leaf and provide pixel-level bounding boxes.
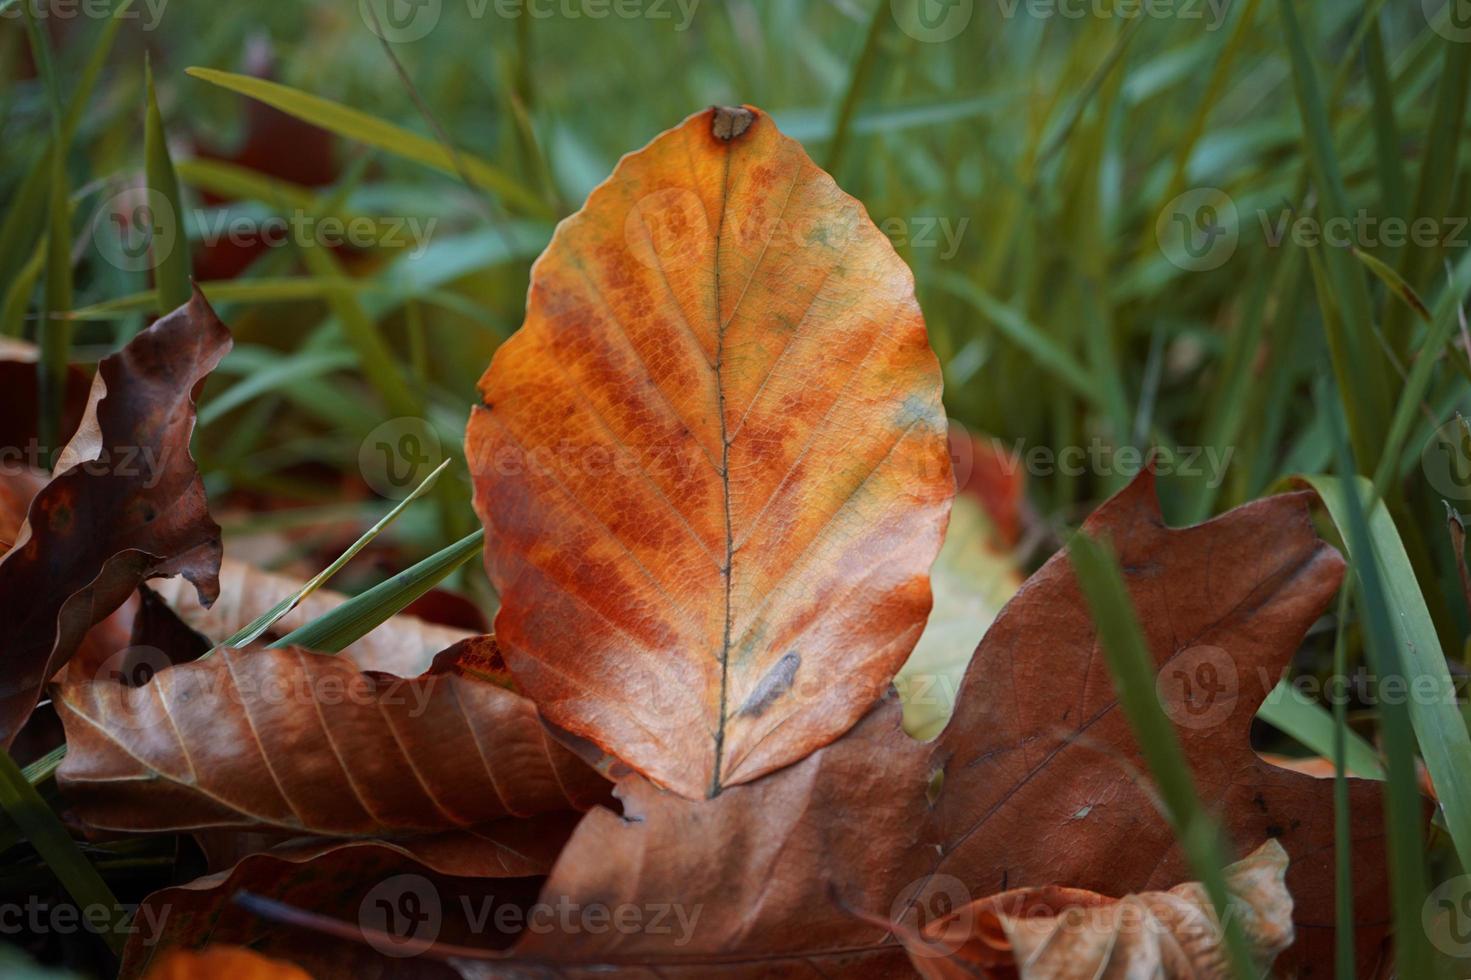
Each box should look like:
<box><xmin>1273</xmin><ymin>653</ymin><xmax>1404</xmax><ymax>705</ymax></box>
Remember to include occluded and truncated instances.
<box><xmin>143</xmin><ymin>946</ymin><xmax>313</xmax><ymax>980</ymax></box>
<box><xmin>467</xmin><ymin>105</ymin><xmax>952</xmax><ymax>798</ymax></box>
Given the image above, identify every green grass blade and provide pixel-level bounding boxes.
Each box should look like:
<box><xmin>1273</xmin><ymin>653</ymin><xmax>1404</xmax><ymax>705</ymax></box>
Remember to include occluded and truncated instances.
<box><xmin>0</xmin><ymin>748</ymin><xmax>124</xmax><ymax>956</ymax></box>
<box><xmin>22</xmin><ymin>2</ymin><xmax>73</xmax><ymax>454</ymax></box>
<box><xmin>1303</xmin><ymin>473</ymin><xmax>1471</xmax><ymax>874</ymax></box>
<box><xmin>175</xmin><ymin>158</ymin><xmax>326</xmax><ymax>214</ymax></box>
<box><xmin>1067</xmin><ymin>532</ymin><xmax>1255</xmax><ymax>979</ymax></box>
<box><xmin>1275</xmin><ymin>0</ymin><xmax>1391</xmax><ymax>467</ymax></box>
<box><xmin>213</xmin><ymin>459</ymin><xmax>451</xmax><ymax>652</ymax></box>
<box><xmin>1256</xmin><ymin>680</ymin><xmax>1385</xmax><ymax>779</ymax></box>
<box><xmin>1353</xmin><ymin>246</ymin><xmax>1430</xmax><ymax>325</ymax></box>
<box><xmin>931</xmin><ymin>271</ymin><xmax>1104</xmax><ymax>409</ymax></box>
<box><xmin>0</xmin><ymin>1</ymin><xmax>131</xmax><ymax>287</ymax></box>
<box><xmin>1316</xmin><ymin>403</ymin><xmax>1432</xmax><ymax>979</ymax></box>
<box><xmin>184</xmin><ymin>68</ymin><xmax>551</xmax><ymax>218</ymax></box>
<box><xmin>1363</xmin><ymin>15</ymin><xmax>1407</xmax><ymax>227</ymax></box>
<box><xmin>1370</xmin><ymin>250</ymin><xmax>1471</xmax><ymax>498</ymax></box>
<box><xmin>270</xmin><ymin>529</ymin><xmax>484</xmax><ymax>655</ymax></box>
<box><xmin>297</xmin><ymin>240</ymin><xmax>422</xmax><ymax>420</ymax></box>
<box><xmin>143</xmin><ymin>57</ymin><xmax>192</xmax><ymax>312</ymax></box>
<box><xmin>199</xmin><ymin>349</ymin><xmax>358</xmax><ymax>426</ymax></box>
<box><xmin>1382</xmin><ymin>21</ymin><xmax>1471</xmax><ymax>350</ymax></box>
<box><xmin>0</xmin><ymin>240</ymin><xmax>45</xmax><ymax>338</ymax></box>
<box><xmin>823</xmin><ymin>0</ymin><xmax>887</xmax><ymax>176</ymax></box>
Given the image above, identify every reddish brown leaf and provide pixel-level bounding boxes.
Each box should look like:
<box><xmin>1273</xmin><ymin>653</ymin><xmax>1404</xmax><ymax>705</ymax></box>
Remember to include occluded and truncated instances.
<box><xmin>123</xmin><ymin>823</ymin><xmax>570</xmax><ymax>980</ymax></box>
<box><xmin>54</xmin><ymin>645</ymin><xmax>608</xmax><ymax>836</ymax></box>
<box><xmin>457</xmin><ymin>473</ymin><xmax>1388</xmax><ymax>977</ymax></box>
<box><xmin>467</xmin><ymin>105</ymin><xmax>952</xmax><ymax>799</ymax></box>
<box><xmin>0</xmin><ymin>289</ymin><xmax>230</xmax><ymax>746</ymax></box>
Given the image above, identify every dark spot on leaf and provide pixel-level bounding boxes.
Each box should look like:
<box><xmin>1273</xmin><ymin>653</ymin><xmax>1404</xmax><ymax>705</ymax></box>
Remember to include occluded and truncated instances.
<box><xmin>711</xmin><ymin>106</ymin><xmax>754</xmax><ymax>141</ymax></box>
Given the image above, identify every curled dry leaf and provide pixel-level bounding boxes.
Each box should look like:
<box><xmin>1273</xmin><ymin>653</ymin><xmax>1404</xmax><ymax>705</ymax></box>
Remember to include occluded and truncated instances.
<box><xmin>0</xmin><ymin>289</ymin><xmax>230</xmax><ymax>746</ymax></box>
<box><xmin>467</xmin><ymin>104</ymin><xmax>952</xmax><ymax>799</ymax></box>
<box><xmin>142</xmin><ymin>946</ymin><xmax>313</xmax><ymax>980</ymax></box>
<box><xmin>54</xmin><ymin>645</ymin><xmax>608</xmax><ymax>836</ymax></box>
<box><xmin>122</xmin><ymin>824</ymin><xmax>571</xmax><ymax>979</ymax></box>
<box><xmin>455</xmin><ymin>473</ymin><xmax>1388</xmax><ymax>977</ymax></box>
<box><xmin>147</xmin><ymin>556</ymin><xmax>476</xmax><ymax>676</ymax></box>
<box><xmin>893</xmin><ymin>839</ymin><xmax>1292</xmax><ymax>979</ymax></box>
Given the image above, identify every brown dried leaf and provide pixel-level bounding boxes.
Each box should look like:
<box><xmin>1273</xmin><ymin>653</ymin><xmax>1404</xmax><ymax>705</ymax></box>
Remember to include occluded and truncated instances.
<box><xmin>893</xmin><ymin>839</ymin><xmax>1292</xmax><ymax>979</ymax></box>
<box><xmin>54</xmin><ymin>646</ymin><xmax>608</xmax><ymax>836</ymax></box>
<box><xmin>458</xmin><ymin>473</ymin><xmax>1389</xmax><ymax>977</ymax></box>
<box><xmin>467</xmin><ymin>105</ymin><xmax>953</xmax><ymax>799</ymax></box>
<box><xmin>0</xmin><ymin>290</ymin><xmax>229</xmax><ymax>745</ymax></box>
<box><xmin>123</xmin><ymin>823</ymin><xmax>570</xmax><ymax>980</ymax></box>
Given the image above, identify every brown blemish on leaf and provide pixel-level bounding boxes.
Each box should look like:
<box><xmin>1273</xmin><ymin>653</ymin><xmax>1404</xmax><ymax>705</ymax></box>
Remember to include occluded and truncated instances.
<box><xmin>711</xmin><ymin>105</ymin><xmax>755</xmax><ymax>141</ymax></box>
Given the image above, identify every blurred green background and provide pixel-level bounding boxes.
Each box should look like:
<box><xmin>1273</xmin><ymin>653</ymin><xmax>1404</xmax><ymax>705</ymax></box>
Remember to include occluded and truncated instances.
<box><xmin>4</xmin><ymin>0</ymin><xmax>1468</xmax><ymax>591</ymax></box>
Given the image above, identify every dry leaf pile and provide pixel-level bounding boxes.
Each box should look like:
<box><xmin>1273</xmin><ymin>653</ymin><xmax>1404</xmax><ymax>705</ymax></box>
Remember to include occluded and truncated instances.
<box><xmin>0</xmin><ymin>106</ymin><xmax>1399</xmax><ymax>979</ymax></box>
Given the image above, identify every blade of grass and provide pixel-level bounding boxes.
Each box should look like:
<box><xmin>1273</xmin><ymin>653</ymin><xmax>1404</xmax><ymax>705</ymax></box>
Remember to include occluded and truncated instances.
<box><xmin>211</xmin><ymin>458</ymin><xmax>452</xmax><ymax>652</ymax></box>
<box><xmin>1381</xmin><ymin>18</ymin><xmax>1471</xmax><ymax>353</ymax></box>
<box><xmin>0</xmin><ymin>0</ymin><xmax>131</xmax><ymax>286</ymax></box>
<box><xmin>1255</xmin><ymin>679</ymin><xmax>1385</xmax><ymax>779</ymax></box>
<box><xmin>297</xmin><ymin>239</ymin><xmax>422</xmax><ymax>420</ymax></box>
<box><xmin>184</xmin><ymin>68</ymin><xmax>551</xmax><ymax>219</ymax></box>
<box><xmin>1315</xmin><ymin>390</ymin><xmax>1432</xmax><ymax>978</ymax></box>
<box><xmin>143</xmin><ymin>57</ymin><xmax>191</xmax><ymax>312</ymax></box>
<box><xmin>22</xmin><ymin>1</ymin><xmax>73</xmax><ymax>455</ymax></box>
<box><xmin>270</xmin><ymin>529</ymin><xmax>484</xmax><ymax>654</ymax></box>
<box><xmin>931</xmin><ymin>271</ymin><xmax>1105</xmax><ymax>409</ymax></box>
<box><xmin>0</xmin><ymin>748</ymin><xmax>124</xmax><ymax>956</ymax></box>
<box><xmin>1353</xmin><ymin>246</ymin><xmax>1430</xmax><ymax>325</ymax></box>
<box><xmin>0</xmin><ymin>240</ymin><xmax>46</xmax><ymax>338</ymax></box>
<box><xmin>1302</xmin><ymin>471</ymin><xmax>1471</xmax><ymax>874</ymax></box>
<box><xmin>1370</xmin><ymin>249</ymin><xmax>1471</xmax><ymax>498</ymax></box>
<box><xmin>1363</xmin><ymin>14</ymin><xmax>1407</xmax><ymax>230</ymax></box>
<box><xmin>824</xmin><ymin>0</ymin><xmax>888</xmax><ymax>176</ymax></box>
<box><xmin>1067</xmin><ymin>532</ymin><xmax>1255</xmax><ymax>980</ymax></box>
<box><xmin>1276</xmin><ymin>0</ymin><xmax>1392</xmax><ymax>468</ymax></box>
